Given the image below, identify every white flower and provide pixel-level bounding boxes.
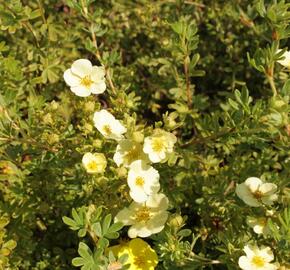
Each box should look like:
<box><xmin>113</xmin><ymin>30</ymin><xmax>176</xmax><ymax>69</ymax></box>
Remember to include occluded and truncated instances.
<box><xmin>82</xmin><ymin>152</ymin><xmax>107</xmax><ymax>174</ymax></box>
<box><xmin>93</xmin><ymin>110</ymin><xmax>127</xmax><ymax>140</ymax></box>
<box><xmin>277</xmin><ymin>49</ymin><xmax>290</xmax><ymax>68</ymax></box>
<box><xmin>238</xmin><ymin>245</ymin><xmax>278</xmax><ymax>270</ymax></box>
<box><xmin>115</xmin><ymin>193</ymin><xmax>169</xmax><ymax>238</ymax></box>
<box><xmin>247</xmin><ymin>217</ymin><xmax>269</xmax><ymax>235</ymax></box>
<box><xmin>143</xmin><ymin>129</ymin><xmax>177</xmax><ymax>163</ymax></box>
<box><xmin>113</xmin><ymin>139</ymin><xmax>149</xmax><ymax>167</ymax></box>
<box><xmin>236</xmin><ymin>177</ymin><xmax>278</xmax><ymax>207</ymax></box>
<box><xmin>127</xmin><ymin>160</ymin><xmax>160</xmax><ymax>203</ymax></box>
<box><xmin>64</xmin><ymin>59</ymin><xmax>106</xmax><ymax>97</ymax></box>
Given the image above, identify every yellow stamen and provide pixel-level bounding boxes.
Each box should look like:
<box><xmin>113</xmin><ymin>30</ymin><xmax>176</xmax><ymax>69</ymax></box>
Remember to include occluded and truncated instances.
<box><xmin>253</xmin><ymin>190</ymin><xmax>263</xmax><ymax>199</ymax></box>
<box><xmin>87</xmin><ymin>161</ymin><xmax>98</xmax><ymax>171</ymax></box>
<box><xmin>102</xmin><ymin>125</ymin><xmax>112</xmax><ymax>135</ymax></box>
<box><xmin>251</xmin><ymin>256</ymin><xmax>265</xmax><ymax>267</ymax></box>
<box><xmin>134</xmin><ymin>256</ymin><xmax>146</xmax><ymax>267</ymax></box>
<box><xmin>135</xmin><ymin>176</ymin><xmax>145</xmax><ymax>187</ymax></box>
<box><xmin>151</xmin><ymin>138</ymin><xmax>164</xmax><ymax>152</ymax></box>
<box><xmin>135</xmin><ymin>207</ymin><xmax>150</xmax><ymax>222</ymax></box>
<box><xmin>80</xmin><ymin>75</ymin><xmax>93</xmax><ymax>88</ymax></box>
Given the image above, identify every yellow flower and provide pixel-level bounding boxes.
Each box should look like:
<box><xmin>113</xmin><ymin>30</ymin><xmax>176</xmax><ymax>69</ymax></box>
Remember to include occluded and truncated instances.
<box><xmin>108</xmin><ymin>238</ymin><xmax>158</xmax><ymax>270</ymax></box>
<box><xmin>82</xmin><ymin>152</ymin><xmax>107</xmax><ymax>174</ymax></box>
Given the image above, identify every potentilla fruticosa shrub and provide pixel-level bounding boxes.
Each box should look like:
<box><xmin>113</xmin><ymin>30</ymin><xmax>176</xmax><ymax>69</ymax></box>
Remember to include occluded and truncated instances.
<box><xmin>0</xmin><ymin>0</ymin><xmax>289</xmax><ymax>269</ymax></box>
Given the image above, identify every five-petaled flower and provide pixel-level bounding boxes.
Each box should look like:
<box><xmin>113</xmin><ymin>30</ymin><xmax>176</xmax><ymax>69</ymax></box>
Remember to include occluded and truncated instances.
<box><xmin>64</xmin><ymin>59</ymin><xmax>106</xmax><ymax>97</ymax></box>
<box><xmin>238</xmin><ymin>245</ymin><xmax>278</xmax><ymax>270</ymax></box>
<box><xmin>236</xmin><ymin>177</ymin><xmax>278</xmax><ymax>207</ymax></box>
<box><xmin>82</xmin><ymin>152</ymin><xmax>107</xmax><ymax>174</ymax></box>
<box><xmin>108</xmin><ymin>238</ymin><xmax>158</xmax><ymax>270</ymax></box>
<box><xmin>115</xmin><ymin>193</ymin><xmax>169</xmax><ymax>238</ymax></box>
<box><xmin>127</xmin><ymin>160</ymin><xmax>160</xmax><ymax>203</ymax></box>
<box><xmin>93</xmin><ymin>110</ymin><xmax>127</xmax><ymax>141</ymax></box>
<box><xmin>143</xmin><ymin>129</ymin><xmax>177</xmax><ymax>163</ymax></box>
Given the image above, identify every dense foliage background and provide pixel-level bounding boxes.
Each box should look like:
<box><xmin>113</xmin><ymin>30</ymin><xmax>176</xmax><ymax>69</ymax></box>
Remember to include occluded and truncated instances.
<box><xmin>0</xmin><ymin>0</ymin><xmax>289</xmax><ymax>269</ymax></box>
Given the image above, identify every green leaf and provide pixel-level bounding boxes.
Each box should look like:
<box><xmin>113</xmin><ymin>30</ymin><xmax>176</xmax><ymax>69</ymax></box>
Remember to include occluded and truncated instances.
<box><xmin>177</xmin><ymin>229</ymin><xmax>192</xmax><ymax>237</ymax></box>
<box><xmin>72</xmin><ymin>257</ymin><xmax>85</xmax><ymax>267</ymax></box>
<box><xmin>92</xmin><ymin>222</ymin><xmax>102</xmax><ymax>237</ymax></box>
<box><xmin>102</xmin><ymin>214</ymin><xmax>112</xmax><ymax>234</ymax></box>
<box><xmin>78</xmin><ymin>242</ymin><xmax>93</xmax><ymax>261</ymax></box>
<box><xmin>62</xmin><ymin>216</ymin><xmax>77</xmax><ymax>228</ymax></box>
<box><xmin>107</xmin><ymin>222</ymin><xmax>123</xmax><ymax>233</ymax></box>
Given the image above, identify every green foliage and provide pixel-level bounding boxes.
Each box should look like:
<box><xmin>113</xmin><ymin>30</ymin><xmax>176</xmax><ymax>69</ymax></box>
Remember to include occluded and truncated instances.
<box><xmin>0</xmin><ymin>0</ymin><xmax>289</xmax><ymax>269</ymax></box>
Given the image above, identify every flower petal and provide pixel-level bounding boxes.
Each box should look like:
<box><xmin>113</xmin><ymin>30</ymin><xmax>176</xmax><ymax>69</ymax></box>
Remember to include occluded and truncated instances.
<box><xmin>258</xmin><ymin>246</ymin><xmax>274</xmax><ymax>263</ymax></box>
<box><xmin>70</xmin><ymin>85</ymin><xmax>91</xmax><ymax>97</ymax></box>
<box><xmin>238</xmin><ymin>256</ymin><xmax>251</xmax><ymax>270</ymax></box>
<box><xmin>146</xmin><ymin>193</ymin><xmax>169</xmax><ymax>210</ymax></box>
<box><xmin>259</xmin><ymin>183</ymin><xmax>277</xmax><ymax>195</ymax></box>
<box><xmin>64</xmin><ymin>69</ymin><xmax>80</xmax><ymax>87</ymax></box>
<box><xmin>245</xmin><ymin>177</ymin><xmax>262</xmax><ymax>193</ymax></box>
<box><xmin>261</xmin><ymin>194</ymin><xmax>278</xmax><ymax>206</ymax></box>
<box><xmin>91</xmin><ymin>66</ymin><xmax>105</xmax><ymax>81</ymax></box>
<box><xmin>129</xmin><ymin>189</ymin><xmax>148</xmax><ymax>203</ymax></box>
<box><xmin>71</xmin><ymin>59</ymin><xmax>92</xmax><ymax>77</ymax></box>
<box><xmin>115</xmin><ymin>208</ymin><xmax>134</xmax><ymax>226</ymax></box>
<box><xmin>90</xmin><ymin>81</ymin><xmax>106</xmax><ymax>94</ymax></box>
<box><xmin>128</xmin><ymin>223</ymin><xmax>151</xmax><ymax>238</ymax></box>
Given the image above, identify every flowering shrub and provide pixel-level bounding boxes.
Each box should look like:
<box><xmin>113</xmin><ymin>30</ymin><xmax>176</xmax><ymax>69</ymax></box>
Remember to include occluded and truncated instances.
<box><xmin>0</xmin><ymin>0</ymin><xmax>289</xmax><ymax>269</ymax></box>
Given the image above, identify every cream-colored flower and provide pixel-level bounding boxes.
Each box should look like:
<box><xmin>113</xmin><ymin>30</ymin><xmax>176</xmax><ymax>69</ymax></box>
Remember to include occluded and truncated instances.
<box><xmin>127</xmin><ymin>160</ymin><xmax>160</xmax><ymax>203</ymax></box>
<box><xmin>113</xmin><ymin>139</ymin><xmax>149</xmax><ymax>167</ymax></box>
<box><xmin>115</xmin><ymin>193</ymin><xmax>169</xmax><ymax>238</ymax></box>
<box><xmin>82</xmin><ymin>152</ymin><xmax>107</xmax><ymax>174</ymax></box>
<box><xmin>247</xmin><ymin>217</ymin><xmax>269</xmax><ymax>235</ymax></box>
<box><xmin>277</xmin><ymin>49</ymin><xmax>290</xmax><ymax>68</ymax></box>
<box><xmin>238</xmin><ymin>245</ymin><xmax>278</xmax><ymax>270</ymax></box>
<box><xmin>64</xmin><ymin>59</ymin><xmax>106</xmax><ymax>97</ymax></box>
<box><xmin>143</xmin><ymin>129</ymin><xmax>177</xmax><ymax>163</ymax></box>
<box><xmin>93</xmin><ymin>110</ymin><xmax>127</xmax><ymax>140</ymax></box>
<box><xmin>236</xmin><ymin>177</ymin><xmax>278</xmax><ymax>207</ymax></box>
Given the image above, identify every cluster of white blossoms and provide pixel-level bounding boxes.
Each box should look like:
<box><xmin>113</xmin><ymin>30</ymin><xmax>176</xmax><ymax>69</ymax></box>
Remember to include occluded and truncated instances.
<box><xmin>92</xmin><ymin>111</ymin><xmax>176</xmax><ymax>237</ymax></box>
<box><xmin>236</xmin><ymin>177</ymin><xmax>279</xmax><ymax>269</ymax></box>
<box><xmin>64</xmin><ymin>60</ymin><xmax>176</xmax><ymax>238</ymax></box>
<box><xmin>93</xmin><ymin>111</ymin><xmax>176</xmax><ymax>237</ymax></box>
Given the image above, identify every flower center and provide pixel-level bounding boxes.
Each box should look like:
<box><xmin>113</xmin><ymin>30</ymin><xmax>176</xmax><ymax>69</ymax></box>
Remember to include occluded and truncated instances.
<box><xmin>251</xmin><ymin>256</ymin><xmax>265</xmax><ymax>267</ymax></box>
<box><xmin>253</xmin><ymin>190</ymin><xmax>263</xmax><ymax>199</ymax></box>
<box><xmin>134</xmin><ymin>256</ymin><xmax>146</xmax><ymax>267</ymax></box>
<box><xmin>151</xmin><ymin>138</ymin><xmax>165</xmax><ymax>152</ymax></box>
<box><xmin>135</xmin><ymin>207</ymin><xmax>151</xmax><ymax>222</ymax></box>
<box><xmin>135</xmin><ymin>176</ymin><xmax>145</xmax><ymax>187</ymax></box>
<box><xmin>87</xmin><ymin>161</ymin><xmax>98</xmax><ymax>171</ymax></box>
<box><xmin>80</xmin><ymin>75</ymin><xmax>93</xmax><ymax>88</ymax></box>
<box><xmin>102</xmin><ymin>125</ymin><xmax>112</xmax><ymax>135</ymax></box>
